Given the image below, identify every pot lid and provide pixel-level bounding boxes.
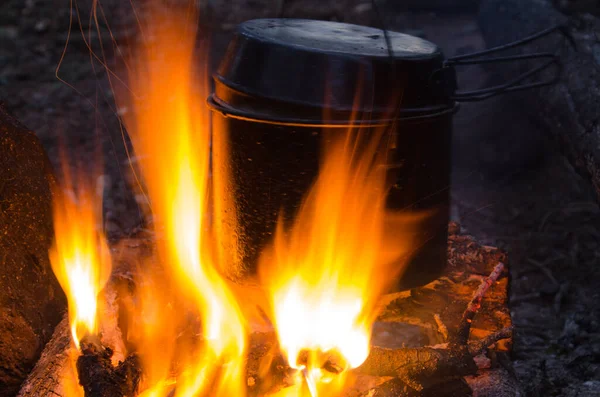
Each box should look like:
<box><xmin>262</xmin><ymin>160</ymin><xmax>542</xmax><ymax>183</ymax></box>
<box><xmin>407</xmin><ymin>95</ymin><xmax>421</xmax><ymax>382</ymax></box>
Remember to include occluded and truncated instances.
<box><xmin>215</xmin><ymin>18</ymin><xmax>455</xmax><ymax>115</ymax></box>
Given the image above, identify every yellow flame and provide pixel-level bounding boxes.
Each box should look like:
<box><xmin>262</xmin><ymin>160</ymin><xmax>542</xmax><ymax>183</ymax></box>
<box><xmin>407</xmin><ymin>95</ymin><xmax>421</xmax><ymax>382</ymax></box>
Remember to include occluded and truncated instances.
<box><xmin>259</xmin><ymin>127</ymin><xmax>425</xmax><ymax>395</ymax></box>
<box><xmin>116</xmin><ymin>3</ymin><xmax>246</xmax><ymax>395</ymax></box>
<box><xmin>49</xmin><ymin>170</ymin><xmax>112</xmax><ymax>350</ymax></box>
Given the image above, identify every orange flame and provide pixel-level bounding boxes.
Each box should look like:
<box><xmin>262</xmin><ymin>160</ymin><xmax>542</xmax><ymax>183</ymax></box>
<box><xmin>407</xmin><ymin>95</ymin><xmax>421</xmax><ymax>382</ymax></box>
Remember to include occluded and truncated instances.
<box><xmin>49</xmin><ymin>169</ymin><xmax>112</xmax><ymax>350</ymax></box>
<box><xmin>259</xmin><ymin>127</ymin><xmax>424</xmax><ymax>395</ymax></box>
<box><xmin>116</xmin><ymin>3</ymin><xmax>246</xmax><ymax>395</ymax></box>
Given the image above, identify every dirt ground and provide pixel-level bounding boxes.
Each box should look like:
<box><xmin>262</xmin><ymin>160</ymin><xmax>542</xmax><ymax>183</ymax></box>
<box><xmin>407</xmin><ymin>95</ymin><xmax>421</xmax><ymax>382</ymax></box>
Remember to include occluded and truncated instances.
<box><xmin>1</xmin><ymin>1</ymin><xmax>599</xmax><ymax>396</ymax></box>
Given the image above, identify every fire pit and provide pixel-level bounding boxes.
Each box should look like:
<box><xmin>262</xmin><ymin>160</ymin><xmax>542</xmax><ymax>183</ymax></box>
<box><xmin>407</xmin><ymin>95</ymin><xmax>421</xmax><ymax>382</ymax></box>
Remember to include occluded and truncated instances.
<box><xmin>17</xmin><ymin>225</ymin><xmax>514</xmax><ymax>397</ymax></box>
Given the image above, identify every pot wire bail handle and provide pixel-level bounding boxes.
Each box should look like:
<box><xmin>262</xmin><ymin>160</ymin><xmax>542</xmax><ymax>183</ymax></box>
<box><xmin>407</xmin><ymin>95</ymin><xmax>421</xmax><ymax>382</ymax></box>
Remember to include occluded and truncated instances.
<box><xmin>436</xmin><ymin>24</ymin><xmax>571</xmax><ymax>102</ymax></box>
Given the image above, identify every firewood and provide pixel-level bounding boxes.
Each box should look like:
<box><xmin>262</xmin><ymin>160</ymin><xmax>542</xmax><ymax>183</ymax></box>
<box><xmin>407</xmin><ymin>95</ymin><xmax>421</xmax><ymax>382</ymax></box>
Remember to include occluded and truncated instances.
<box><xmin>17</xmin><ymin>317</ymin><xmax>281</xmax><ymax>397</ymax></box>
<box><xmin>16</xmin><ymin>281</ymin><xmax>130</xmax><ymax>397</ymax></box>
<box><xmin>247</xmin><ymin>263</ymin><xmax>511</xmax><ymax>394</ymax></box>
<box><xmin>18</xmin><ymin>231</ymin><xmax>514</xmax><ymax>396</ymax></box>
<box><xmin>354</xmin><ymin>345</ymin><xmax>476</xmax><ymax>391</ymax></box>
<box><xmin>16</xmin><ymin>315</ymin><xmax>71</xmax><ymax>397</ymax></box>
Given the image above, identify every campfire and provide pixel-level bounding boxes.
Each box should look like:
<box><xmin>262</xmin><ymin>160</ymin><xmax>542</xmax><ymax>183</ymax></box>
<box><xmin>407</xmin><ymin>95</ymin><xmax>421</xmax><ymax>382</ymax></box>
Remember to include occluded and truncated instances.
<box><xmin>11</xmin><ymin>3</ymin><xmax>514</xmax><ymax>397</ymax></box>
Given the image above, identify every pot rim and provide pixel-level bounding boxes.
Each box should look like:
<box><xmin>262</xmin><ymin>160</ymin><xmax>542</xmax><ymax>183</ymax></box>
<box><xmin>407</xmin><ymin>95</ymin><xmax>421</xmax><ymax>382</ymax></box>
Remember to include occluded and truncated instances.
<box><xmin>207</xmin><ymin>94</ymin><xmax>460</xmax><ymax>127</ymax></box>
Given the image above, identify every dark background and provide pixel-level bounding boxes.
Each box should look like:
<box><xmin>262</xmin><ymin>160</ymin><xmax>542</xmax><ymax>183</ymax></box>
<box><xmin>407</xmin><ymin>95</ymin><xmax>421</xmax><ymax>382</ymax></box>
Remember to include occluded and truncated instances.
<box><xmin>1</xmin><ymin>0</ymin><xmax>599</xmax><ymax>395</ymax></box>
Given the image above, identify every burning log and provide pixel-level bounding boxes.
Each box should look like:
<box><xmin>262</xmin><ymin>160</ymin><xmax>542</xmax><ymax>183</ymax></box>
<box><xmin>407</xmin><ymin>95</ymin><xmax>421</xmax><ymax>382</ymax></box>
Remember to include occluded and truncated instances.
<box><xmin>17</xmin><ymin>271</ymin><xmax>138</xmax><ymax>397</ymax></box>
<box><xmin>16</xmin><ymin>280</ymin><xmax>140</xmax><ymax>397</ymax></box>
<box><xmin>249</xmin><ymin>263</ymin><xmax>511</xmax><ymax>394</ymax></box>
<box><xmin>18</xmin><ymin>226</ymin><xmax>515</xmax><ymax>397</ymax></box>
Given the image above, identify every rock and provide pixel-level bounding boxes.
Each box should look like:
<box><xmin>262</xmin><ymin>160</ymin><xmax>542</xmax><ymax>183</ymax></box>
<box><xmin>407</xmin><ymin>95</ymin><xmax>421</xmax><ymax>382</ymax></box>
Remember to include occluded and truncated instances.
<box><xmin>478</xmin><ymin>0</ymin><xmax>600</xmax><ymax>202</ymax></box>
<box><xmin>0</xmin><ymin>103</ymin><xmax>66</xmax><ymax>396</ymax></box>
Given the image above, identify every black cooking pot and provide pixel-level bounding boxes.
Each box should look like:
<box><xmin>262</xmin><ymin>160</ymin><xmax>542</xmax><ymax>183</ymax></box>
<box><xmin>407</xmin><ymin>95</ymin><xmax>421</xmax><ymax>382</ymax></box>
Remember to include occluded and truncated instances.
<box><xmin>208</xmin><ymin>18</ymin><xmax>561</xmax><ymax>290</ymax></box>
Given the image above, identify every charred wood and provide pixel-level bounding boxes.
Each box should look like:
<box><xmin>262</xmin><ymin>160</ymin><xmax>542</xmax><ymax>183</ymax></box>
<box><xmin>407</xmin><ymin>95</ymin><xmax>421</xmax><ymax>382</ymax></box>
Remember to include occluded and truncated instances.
<box><xmin>76</xmin><ymin>339</ymin><xmax>141</xmax><ymax>397</ymax></box>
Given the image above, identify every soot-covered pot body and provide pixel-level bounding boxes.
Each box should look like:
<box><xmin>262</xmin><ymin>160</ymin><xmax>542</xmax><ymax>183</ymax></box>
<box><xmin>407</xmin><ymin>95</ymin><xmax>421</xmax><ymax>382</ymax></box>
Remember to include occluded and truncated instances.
<box><xmin>209</xmin><ymin>19</ymin><xmax>456</xmax><ymax>290</ymax></box>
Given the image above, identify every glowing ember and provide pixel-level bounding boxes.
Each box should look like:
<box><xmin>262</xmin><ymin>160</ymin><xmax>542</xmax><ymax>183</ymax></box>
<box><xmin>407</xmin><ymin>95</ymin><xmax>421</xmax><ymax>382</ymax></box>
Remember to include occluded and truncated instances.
<box><xmin>259</xmin><ymin>127</ymin><xmax>424</xmax><ymax>395</ymax></box>
<box><xmin>116</xmin><ymin>4</ymin><xmax>246</xmax><ymax>396</ymax></box>
<box><xmin>49</xmin><ymin>169</ymin><xmax>112</xmax><ymax>350</ymax></box>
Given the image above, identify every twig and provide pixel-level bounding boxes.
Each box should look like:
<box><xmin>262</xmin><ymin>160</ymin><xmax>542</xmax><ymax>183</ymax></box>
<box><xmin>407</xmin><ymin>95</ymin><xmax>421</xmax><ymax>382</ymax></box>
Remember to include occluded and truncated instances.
<box><xmin>453</xmin><ymin>262</ymin><xmax>505</xmax><ymax>345</ymax></box>
<box><xmin>434</xmin><ymin>314</ymin><xmax>449</xmax><ymax>342</ymax></box>
<box><xmin>468</xmin><ymin>326</ymin><xmax>514</xmax><ymax>356</ymax></box>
